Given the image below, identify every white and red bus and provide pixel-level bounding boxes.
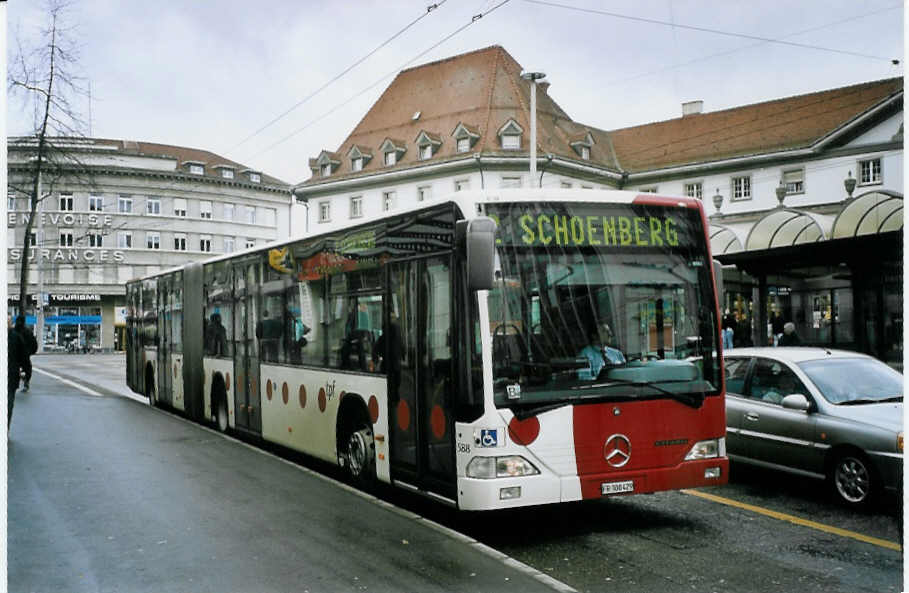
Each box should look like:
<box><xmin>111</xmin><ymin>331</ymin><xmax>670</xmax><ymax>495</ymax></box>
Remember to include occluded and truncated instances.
<box><xmin>126</xmin><ymin>189</ymin><xmax>728</xmax><ymax>510</ymax></box>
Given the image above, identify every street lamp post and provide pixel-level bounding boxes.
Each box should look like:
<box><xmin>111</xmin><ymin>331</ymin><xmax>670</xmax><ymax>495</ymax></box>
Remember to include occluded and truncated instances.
<box><xmin>520</xmin><ymin>71</ymin><xmax>546</xmax><ymax>187</ymax></box>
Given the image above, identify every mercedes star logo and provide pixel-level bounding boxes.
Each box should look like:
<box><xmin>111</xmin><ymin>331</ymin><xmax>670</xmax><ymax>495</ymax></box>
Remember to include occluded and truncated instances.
<box><xmin>604</xmin><ymin>434</ymin><xmax>631</xmax><ymax>467</ymax></box>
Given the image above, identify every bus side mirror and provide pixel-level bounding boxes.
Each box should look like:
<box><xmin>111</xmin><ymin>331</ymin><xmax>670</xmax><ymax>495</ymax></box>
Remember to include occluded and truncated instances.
<box><xmin>463</xmin><ymin>217</ymin><xmax>497</xmax><ymax>291</ymax></box>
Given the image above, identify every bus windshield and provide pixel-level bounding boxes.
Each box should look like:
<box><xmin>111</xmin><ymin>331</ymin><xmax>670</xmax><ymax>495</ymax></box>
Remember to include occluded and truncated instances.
<box><xmin>486</xmin><ymin>201</ymin><xmax>720</xmax><ymax>410</ymax></box>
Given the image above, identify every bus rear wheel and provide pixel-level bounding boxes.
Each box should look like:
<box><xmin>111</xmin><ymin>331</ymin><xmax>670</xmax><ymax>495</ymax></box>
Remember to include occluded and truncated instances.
<box><xmin>344</xmin><ymin>426</ymin><xmax>376</xmax><ymax>486</ymax></box>
<box><xmin>146</xmin><ymin>378</ymin><xmax>157</xmax><ymax>408</ymax></box>
<box><xmin>215</xmin><ymin>395</ymin><xmax>229</xmax><ymax>433</ymax></box>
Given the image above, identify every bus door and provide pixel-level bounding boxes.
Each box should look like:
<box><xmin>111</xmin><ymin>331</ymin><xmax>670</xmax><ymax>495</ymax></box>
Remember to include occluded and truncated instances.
<box><xmin>232</xmin><ymin>260</ymin><xmax>262</xmax><ymax>434</ymax></box>
<box><xmin>387</xmin><ymin>256</ymin><xmax>456</xmax><ymax>500</ymax></box>
<box><xmin>156</xmin><ymin>276</ymin><xmax>173</xmax><ymax>406</ymax></box>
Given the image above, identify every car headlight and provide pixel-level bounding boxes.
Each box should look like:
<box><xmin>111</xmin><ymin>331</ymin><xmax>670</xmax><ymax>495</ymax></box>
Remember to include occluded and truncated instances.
<box><xmin>898</xmin><ymin>432</ymin><xmax>903</xmax><ymax>453</ymax></box>
<box><xmin>466</xmin><ymin>455</ymin><xmax>540</xmax><ymax>478</ymax></box>
<box><xmin>684</xmin><ymin>438</ymin><xmax>722</xmax><ymax>461</ymax></box>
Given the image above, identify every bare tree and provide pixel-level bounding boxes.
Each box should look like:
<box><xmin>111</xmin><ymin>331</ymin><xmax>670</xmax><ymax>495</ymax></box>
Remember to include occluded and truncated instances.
<box><xmin>8</xmin><ymin>0</ymin><xmax>91</xmax><ymax>317</ymax></box>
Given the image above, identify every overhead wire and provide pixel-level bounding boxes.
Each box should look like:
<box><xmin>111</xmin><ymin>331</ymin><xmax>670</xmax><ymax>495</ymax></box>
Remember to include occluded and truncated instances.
<box><xmin>600</xmin><ymin>4</ymin><xmax>902</xmax><ymax>87</ymax></box>
<box><xmin>249</xmin><ymin>0</ymin><xmax>512</xmax><ymax>159</ymax></box>
<box><xmin>522</xmin><ymin>0</ymin><xmax>900</xmax><ymax>63</ymax></box>
<box><xmin>229</xmin><ymin>1</ymin><xmax>449</xmax><ymax>155</ymax></box>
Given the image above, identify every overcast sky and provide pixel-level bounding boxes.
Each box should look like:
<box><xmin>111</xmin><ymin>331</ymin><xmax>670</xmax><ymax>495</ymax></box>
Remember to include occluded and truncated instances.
<box><xmin>7</xmin><ymin>0</ymin><xmax>904</xmax><ymax>186</ymax></box>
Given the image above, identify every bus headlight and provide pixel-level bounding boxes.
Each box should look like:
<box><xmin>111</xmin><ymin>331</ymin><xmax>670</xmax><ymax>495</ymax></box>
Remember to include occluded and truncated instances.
<box><xmin>898</xmin><ymin>432</ymin><xmax>903</xmax><ymax>453</ymax></box>
<box><xmin>466</xmin><ymin>456</ymin><xmax>540</xmax><ymax>479</ymax></box>
<box><xmin>684</xmin><ymin>438</ymin><xmax>721</xmax><ymax>461</ymax></box>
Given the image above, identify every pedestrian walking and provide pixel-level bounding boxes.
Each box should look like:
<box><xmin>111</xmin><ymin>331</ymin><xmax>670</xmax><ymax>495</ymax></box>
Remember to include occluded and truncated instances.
<box><xmin>8</xmin><ymin>318</ymin><xmax>26</xmax><ymax>428</ymax></box>
<box><xmin>778</xmin><ymin>321</ymin><xmax>801</xmax><ymax>346</ymax></box>
<box><xmin>14</xmin><ymin>316</ymin><xmax>37</xmax><ymax>391</ymax></box>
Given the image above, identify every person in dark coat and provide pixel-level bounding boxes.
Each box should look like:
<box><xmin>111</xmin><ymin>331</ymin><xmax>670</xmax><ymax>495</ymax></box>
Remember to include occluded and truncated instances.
<box><xmin>8</xmin><ymin>317</ymin><xmax>26</xmax><ymax>427</ymax></box>
<box><xmin>778</xmin><ymin>321</ymin><xmax>801</xmax><ymax>346</ymax></box>
<box><xmin>14</xmin><ymin>316</ymin><xmax>38</xmax><ymax>391</ymax></box>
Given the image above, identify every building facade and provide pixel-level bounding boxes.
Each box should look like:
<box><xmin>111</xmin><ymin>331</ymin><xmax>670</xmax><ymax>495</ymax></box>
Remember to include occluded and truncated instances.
<box><xmin>294</xmin><ymin>45</ymin><xmax>902</xmax><ymax>366</ymax></box>
<box><xmin>7</xmin><ymin>137</ymin><xmax>292</xmax><ymax>351</ymax></box>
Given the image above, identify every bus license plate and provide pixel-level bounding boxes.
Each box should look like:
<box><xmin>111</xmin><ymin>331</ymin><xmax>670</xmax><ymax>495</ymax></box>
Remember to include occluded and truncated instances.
<box><xmin>601</xmin><ymin>480</ymin><xmax>634</xmax><ymax>495</ymax></box>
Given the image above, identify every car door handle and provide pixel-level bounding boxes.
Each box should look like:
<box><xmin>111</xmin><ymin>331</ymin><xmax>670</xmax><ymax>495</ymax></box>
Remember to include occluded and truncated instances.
<box><xmin>745</xmin><ymin>412</ymin><xmax>760</xmax><ymax>422</ymax></box>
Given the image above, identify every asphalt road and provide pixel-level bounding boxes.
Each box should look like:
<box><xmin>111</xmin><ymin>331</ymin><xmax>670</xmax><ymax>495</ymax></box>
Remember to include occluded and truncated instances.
<box><xmin>8</xmin><ymin>358</ymin><xmax>567</xmax><ymax>593</ymax></box>
<box><xmin>13</xmin><ymin>353</ymin><xmax>905</xmax><ymax>593</ymax></box>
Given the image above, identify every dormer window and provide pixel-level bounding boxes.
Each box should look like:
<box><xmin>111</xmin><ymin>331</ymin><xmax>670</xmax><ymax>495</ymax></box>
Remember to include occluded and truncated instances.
<box><xmin>414</xmin><ymin>130</ymin><xmax>442</xmax><ymax>161</ymax></box>
<box><xmin>313</xmin><ymin>150</ymin><xmax>341</xmax><ymax>178</ymax></box>
<box><xmin>249</xmin><ymin>172</ymin><xmax>261</xmax><ymax>183</ymax></box>
<box><xmin>497</xmin><ymin>119</ymin><xmax>524</xmax><ymax>151</ymax></box>
<box><xmin>569</xmin><ymin>131</ymin><xmax>595</xmax><ymax>161</ymax></box>
<box><xmin>214</xmin><ymin>164</ymin><xmax>236</xmax><ymax>179</ymax></box>
<box><xmin>346</xmin><ymin>145</ymin><xmax>373</xmax><ymax>173</ymax></box>
<box><xmin>451</xmin><ymin>122</ymin><xmax>480</xmax><ymax>154</ymax></box>
<box><xmin>190</xmin><ymin>164</ymin><xmax>204</xmax><ymax>175</ymax></box>
<box><xmin>379</xmin><ymin>138</ymin><xmax>406</xmax><ymax>168</ymax></box>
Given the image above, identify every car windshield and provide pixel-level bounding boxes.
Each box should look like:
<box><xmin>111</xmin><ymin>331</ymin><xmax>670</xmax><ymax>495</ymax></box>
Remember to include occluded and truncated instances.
<box><xmin>485</xmin><ymin>201</ymin><xmax>720</xmax><ymax>410</ymax></box>
<box><xmin>799</xmin><ymin>358</ymin><xmax>903</xmax><ymax>404</ymax></box>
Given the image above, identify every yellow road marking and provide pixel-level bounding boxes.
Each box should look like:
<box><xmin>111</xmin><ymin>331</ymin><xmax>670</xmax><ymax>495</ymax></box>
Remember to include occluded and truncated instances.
<box><xmin>682</xmin><ymin>489</ymin><xmax>902</xmax><ymax>552</ymax></box>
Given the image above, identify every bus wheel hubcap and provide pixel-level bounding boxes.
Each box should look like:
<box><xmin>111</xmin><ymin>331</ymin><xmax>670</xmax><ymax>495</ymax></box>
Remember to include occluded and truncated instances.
<box><xmin>347</xmin><ymin>429</ymin><xmax>373</xmax><ymax>477</ymax></box>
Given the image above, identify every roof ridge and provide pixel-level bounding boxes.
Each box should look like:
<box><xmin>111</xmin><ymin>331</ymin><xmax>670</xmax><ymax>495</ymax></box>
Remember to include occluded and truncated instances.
<box><xmin>399</xmin><ymin>44</ymin><xmax>505</xmax><ymax>75</ymax></box>
<box><xmin>611</xmin><ymin>76</ymin><xmax>903</xmax><ymax>133</ymax></box>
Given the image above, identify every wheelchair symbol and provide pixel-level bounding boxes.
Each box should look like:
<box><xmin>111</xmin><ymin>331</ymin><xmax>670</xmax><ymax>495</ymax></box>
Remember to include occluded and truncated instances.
<box><xmin>480</xmin><ymin>429</ymin><xmax>498</xmax><ymax>448</ymax></box>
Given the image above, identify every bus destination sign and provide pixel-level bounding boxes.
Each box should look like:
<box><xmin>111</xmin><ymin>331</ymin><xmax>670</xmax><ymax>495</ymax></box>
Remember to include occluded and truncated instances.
<box><xmin>488</xmin><ymin>204</ymin><xmax>696</xmax><ymax>249</ymax></box>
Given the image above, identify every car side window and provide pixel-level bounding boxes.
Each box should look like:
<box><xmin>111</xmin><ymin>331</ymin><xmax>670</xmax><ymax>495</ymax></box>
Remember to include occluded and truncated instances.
<box><xmin>750</xmin><ymin>358</ymin><xmax>809</xmax><ymax>405</ymax></box>
<box><xmin>724</xmin><ymin>358</ymin><xmax>750</xmax><ymax>395</ymax></box>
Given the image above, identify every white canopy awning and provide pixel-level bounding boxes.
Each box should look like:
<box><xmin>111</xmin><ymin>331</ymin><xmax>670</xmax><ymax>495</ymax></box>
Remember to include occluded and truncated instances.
<box><xmin>709</xmin><ymin>224</ymin><xmax>744</xmax><ymax>255</ymax></box>
<box><xmin>744</xmin><ymin>208</ymin><xmax>833</xmax><ymax>251</ymax></box>
<box><xmin>831</xmin><ymin>190</ymin><xmax>903</xmax><ymax>239</ymax></box>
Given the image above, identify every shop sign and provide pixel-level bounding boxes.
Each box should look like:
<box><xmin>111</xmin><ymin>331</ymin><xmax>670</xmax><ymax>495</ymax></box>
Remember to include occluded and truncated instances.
<box><xmin>8</xmin><ymin>248</ymin><xmax>126</xmax><ymax>263</ymax></box>
<box><xmin>768</xmin><ymin>286</ymin><xmax>791</xmax><ymax>296</ymax></box>
<box><xmin>8</xmin><ymin>212</ymin><xmax>113</xmax><ymax>228</ymax></box>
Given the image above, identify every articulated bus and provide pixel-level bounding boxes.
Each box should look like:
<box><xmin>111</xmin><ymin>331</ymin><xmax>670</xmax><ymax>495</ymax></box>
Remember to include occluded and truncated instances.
<box><xmin>126</xmin><ymin>189</ymin><xmax>728</xmax><ymax>510</ymax></box>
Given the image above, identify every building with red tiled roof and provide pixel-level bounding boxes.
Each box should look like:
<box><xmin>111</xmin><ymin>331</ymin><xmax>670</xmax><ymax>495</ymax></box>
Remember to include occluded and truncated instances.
<box><xmin>7</xmin><ymin>136</ymin><xmax>292</xmax><ymax>351</ymax></box>
<box><xmin>295</xmin><ymin>45</ymin><xmax>902</xmax><ymax>363</ymax></box>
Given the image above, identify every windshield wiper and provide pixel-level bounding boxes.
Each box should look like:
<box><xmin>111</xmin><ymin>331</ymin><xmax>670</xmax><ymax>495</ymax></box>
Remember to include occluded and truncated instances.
<box><xmin>580</xmin><ymin>378</ymin><xmax>705</xmax><ymax>409</ymax></box>
<box><xmin>839</xmin><ymin>396</ymin><xmax>903</xmax><ymax>406</ymax></box>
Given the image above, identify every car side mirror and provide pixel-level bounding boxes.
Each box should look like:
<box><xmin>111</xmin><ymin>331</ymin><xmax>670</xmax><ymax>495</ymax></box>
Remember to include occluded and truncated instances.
<box><xmin>781</xmin><ymin>393</ymin><xmax>810</xmax><ymax>411</ymax></box>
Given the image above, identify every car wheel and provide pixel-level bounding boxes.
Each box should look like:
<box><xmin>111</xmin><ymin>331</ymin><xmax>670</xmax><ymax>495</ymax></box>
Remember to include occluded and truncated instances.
<box><xmin>831</xmin><ymin>452</ymin><xmax>874</xmax><ymax>506</ymax></box>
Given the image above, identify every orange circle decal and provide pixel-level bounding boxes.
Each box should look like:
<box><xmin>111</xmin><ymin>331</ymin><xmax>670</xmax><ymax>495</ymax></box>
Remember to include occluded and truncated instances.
<box><xmin>299</xmin><ymin>385</ymin><xmax>307</xmax><ymax>408</ymax></box>
<box><xmin>430</xmin><ymin>405</ymin><xmax>446</xmax><ymax>440</ymax></box>
<box><xmin>318</xmin><ymin>388</ymin><xmax>327</xmax><ymax>413</ymax></box>
<box><xmin>508</xmin><ymin>416</ymin><xmax>541</xmax><ymax>446</ymax></box>
<box><xmin>282</xmin><ymin>382</ymin><xmax>289</xmax><ymax>405</ymax></box>
<box><xmin>396</xmin><ymin>399</ymin><xmax>410</xmax><ymax>432</ymax></box>
<box><xmin>368</xmin><ymin>395</ymin><xmax>379</xmax><ymax>424</ymax></box>
<box><xmin>266</xmin><ymin>379</ymin><xmax>273</xmax><ymax>400</ymax></box>
<box><xmin>225</xmin><ymin>373</ymin><xmax>230</xmax><ymax>391</ymax></box>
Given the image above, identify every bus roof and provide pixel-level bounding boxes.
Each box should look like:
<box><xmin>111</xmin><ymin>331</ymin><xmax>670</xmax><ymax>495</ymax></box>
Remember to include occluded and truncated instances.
<box><xmin>126</xmin><ymin>188</ymin><xmax>705</xmax><ymax>284</ymax></box>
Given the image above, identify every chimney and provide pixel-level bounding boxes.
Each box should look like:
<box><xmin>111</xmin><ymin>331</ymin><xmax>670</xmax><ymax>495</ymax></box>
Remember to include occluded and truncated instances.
<box><xmin>538</xmin><ymin>82</ymin><xmax>551</xmax><ymax>94</ymax></box>
<box><xmin>682</xmin><ymin>100</ymin><xmax>703</xmax><ymax>117</ymax></box>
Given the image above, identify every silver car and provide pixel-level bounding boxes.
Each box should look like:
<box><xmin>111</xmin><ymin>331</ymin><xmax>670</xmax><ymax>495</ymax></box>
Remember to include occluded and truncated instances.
<box><xmin>724</xmin><ymin>347</ymin><xmax>903</xmax><ymax>506</ymax></box>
